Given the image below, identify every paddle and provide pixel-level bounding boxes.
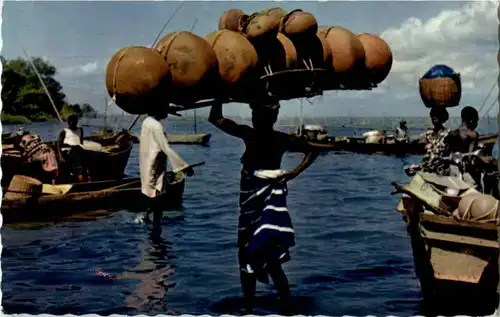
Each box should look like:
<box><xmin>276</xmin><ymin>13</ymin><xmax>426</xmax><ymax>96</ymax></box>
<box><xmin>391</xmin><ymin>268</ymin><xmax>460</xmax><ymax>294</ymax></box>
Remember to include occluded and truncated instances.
<box><xmin>179</xmin><ymin>162</ymin><xmax>205</xmax><ymax>173</ymax></box>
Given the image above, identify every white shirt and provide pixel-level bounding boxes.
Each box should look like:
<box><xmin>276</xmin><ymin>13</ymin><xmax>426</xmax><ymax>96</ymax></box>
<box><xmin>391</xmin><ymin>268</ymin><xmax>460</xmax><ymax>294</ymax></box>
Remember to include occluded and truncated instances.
<box><xmin>63</xmin><ymin>127</ymin><xmax>82</xmax><ymax>146</ymax></box>
<box><xmin>139</xmin><ymin>116</ymin><xmax>189</xmax><ymax>198</ymax></box>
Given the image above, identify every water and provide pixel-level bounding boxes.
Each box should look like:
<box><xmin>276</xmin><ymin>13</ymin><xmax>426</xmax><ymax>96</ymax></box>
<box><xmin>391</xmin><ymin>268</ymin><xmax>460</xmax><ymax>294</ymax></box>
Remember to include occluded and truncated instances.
<box><xmin>0</xmin><ymin>118</ymin><xmax>495</xmax><ymax>315</ymax></box>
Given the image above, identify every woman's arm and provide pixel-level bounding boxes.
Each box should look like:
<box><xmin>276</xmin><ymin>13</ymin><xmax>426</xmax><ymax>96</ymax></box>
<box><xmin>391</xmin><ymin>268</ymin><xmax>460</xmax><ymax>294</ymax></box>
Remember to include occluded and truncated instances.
<box><xmin>280</xmin><ymin>135</ymin><xmax>319</xmax><ymax>182</ymax></box>
<box><xmin>288</xmin><ymin>151</ymin><xmax>319</xmax><ymax>180</ymax></box>
<box><xmin>208</xmin><ymin>102</ymin><xmax>251</xmax><ymax>140</ymax></box>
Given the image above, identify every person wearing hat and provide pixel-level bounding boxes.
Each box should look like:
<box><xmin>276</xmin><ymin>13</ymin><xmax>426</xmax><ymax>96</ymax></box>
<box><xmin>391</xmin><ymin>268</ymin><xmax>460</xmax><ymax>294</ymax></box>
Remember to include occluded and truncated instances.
<box><xmin>209</xmin><ymin>100</ymin><xmax>319</xmax><ymax>314</ymax></box>
<box><xmin>394</xmin><ymin>120</ymin><xmax>409</xmax><ymax>143</ymax></box>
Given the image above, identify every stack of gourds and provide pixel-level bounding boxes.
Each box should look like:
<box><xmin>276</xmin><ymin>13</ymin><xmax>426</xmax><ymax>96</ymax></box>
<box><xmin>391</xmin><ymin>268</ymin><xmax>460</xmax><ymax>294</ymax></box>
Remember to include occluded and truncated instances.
<box><xmin>105</xmin><ymin>7</ymin><xmax>394</xmax><ymax>115</ymax></box>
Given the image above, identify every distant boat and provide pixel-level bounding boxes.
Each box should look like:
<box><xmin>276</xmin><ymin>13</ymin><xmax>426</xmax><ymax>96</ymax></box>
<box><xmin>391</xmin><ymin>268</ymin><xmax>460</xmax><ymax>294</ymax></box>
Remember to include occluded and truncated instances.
<box><xmin>166</xmin><ymin>108</ymin><xmax>211</xmax><ymax>145</ymax></box>
<box><xmin>167</xmin><ymin>133</ymin><xmax>212</xmax><ymax>145</ymax></box>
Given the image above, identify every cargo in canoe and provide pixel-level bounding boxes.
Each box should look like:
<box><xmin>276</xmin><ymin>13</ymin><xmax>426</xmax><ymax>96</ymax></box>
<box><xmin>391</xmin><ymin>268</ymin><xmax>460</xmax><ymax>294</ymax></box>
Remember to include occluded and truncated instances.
<box><xmin>1</xmin><ymin>172</ymin><xmax>185</xmax><ymax>224</ymax></box>
<box><xmin>392</xmin><ymin>173</ymin><xmax>499</xmax><ymax>315</ymax></box>
<box><xmin>1</xmin><ymin>131</ymin><xmax>134</xmax><ymax>187</ymax></box>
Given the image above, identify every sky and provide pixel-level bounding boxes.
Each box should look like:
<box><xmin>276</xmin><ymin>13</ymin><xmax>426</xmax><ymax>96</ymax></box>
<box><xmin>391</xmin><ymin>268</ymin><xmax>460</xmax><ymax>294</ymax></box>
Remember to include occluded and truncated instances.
<box><xmin>1</xmin><ymin>0</ymin><xmax>499</xmax><ymax>118</ymax></box>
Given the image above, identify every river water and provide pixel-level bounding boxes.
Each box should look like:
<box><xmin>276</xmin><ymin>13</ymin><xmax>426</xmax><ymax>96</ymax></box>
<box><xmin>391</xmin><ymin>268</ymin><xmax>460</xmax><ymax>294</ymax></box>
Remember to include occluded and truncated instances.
<box><xmin>1</xmin><ymin>117</ymin><xmax>497</xmax><ymax>315</ymax></box>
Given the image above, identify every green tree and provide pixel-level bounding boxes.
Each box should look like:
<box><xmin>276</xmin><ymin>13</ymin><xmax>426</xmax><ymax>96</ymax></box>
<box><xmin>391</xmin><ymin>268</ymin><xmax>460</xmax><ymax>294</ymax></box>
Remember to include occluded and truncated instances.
<box><xmin>81</xmin><ymin>103</ymin><xmax>97</xmax><ymax>117</ymax></box>
<box><xmin>1</xmin><ymin>56</ymin><xmax>67</xmax><ymax>122</ymax></box>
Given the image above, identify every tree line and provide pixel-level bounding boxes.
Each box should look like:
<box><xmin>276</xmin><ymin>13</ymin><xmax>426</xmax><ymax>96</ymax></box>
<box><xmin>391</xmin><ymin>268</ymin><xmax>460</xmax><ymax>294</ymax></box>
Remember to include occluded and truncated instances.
<box><xmin>1</xmin><ymin>56</ymin><xmax>97</xmax><ymax>124</ymax></box>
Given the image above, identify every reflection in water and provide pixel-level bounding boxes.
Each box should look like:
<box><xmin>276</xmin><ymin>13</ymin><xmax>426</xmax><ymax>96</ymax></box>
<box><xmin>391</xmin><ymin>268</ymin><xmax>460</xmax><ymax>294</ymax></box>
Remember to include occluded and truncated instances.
<box><xmin>122</xmin><ymin>225</ymin><xmax>176</xmax><ymax>314</ymax></box>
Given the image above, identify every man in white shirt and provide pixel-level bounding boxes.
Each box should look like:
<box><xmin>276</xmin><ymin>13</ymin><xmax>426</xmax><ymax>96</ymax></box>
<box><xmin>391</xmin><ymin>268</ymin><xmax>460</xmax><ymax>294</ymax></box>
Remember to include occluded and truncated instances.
<box><xmin>140</xmin><ymin>107</ymin><xmax>194</xmax><ymax>225</ymax></box>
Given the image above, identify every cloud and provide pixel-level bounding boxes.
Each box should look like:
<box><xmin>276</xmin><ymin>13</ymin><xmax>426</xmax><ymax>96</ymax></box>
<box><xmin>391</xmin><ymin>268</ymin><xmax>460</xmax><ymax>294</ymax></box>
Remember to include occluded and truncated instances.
<box><xmin>379</xmin><ymin>0</ymin><xmax>498</xmax><ymax>98</ymax></box>
<box><xmin>59</xmin><ymin>61</ymin><xmax>101</xmax><ymax>77</ymax></box>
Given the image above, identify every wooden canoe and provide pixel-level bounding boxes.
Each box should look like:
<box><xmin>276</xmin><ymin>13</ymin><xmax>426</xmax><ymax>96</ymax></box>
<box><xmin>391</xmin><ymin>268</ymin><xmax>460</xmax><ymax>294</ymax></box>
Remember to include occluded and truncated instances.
<box><xmin>93</xmin><ymin>130</ymin><xmax>211</xmax><ymax>145</ymax></box>
<box><xmin>291</xmin><ymin>133</ymin><xmax>497</xmax><ymax>156</ymax></box>
<box><xmin>392</xmin><ymin>175</ymin><xmax>499</xmax><ymax>315</ymax></box>
<box><xmin>1</xmin><ymin>131</ymin><xmax>133</xmax><ymax>187</ymax></box>
<box><xmin>1</xmin><ymin>172</ymin><xmax>185</xmax><ymax>224</ymax></box>
<box><xmin>166</xmin><ymin>133</ymin><xmax>212</xmax><ymax>145</ymax></box>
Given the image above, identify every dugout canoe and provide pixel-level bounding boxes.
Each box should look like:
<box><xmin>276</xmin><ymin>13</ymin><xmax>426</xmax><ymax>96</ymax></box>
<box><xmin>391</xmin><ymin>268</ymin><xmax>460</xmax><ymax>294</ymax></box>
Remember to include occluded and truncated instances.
<box><xmin>1</xmin><ymin>172</ymin><xmax>185</xmax><ymax>224</ymax></box>
<box><xmin>391</xmin><ymin>173</ymin><xmax>499</xmax><ymax>315</ymax></box>
<box><xmin>291</xmin><ymin>132</ymin><xmax>497</xmax><ymax>156</ymax></box>
<box><xmin>167</xmin><ymin>133</ymin><xmax>212</xmax><ymax>145</ymax></box>
<box><xmin>1</xmin><ymin>131</ymin><xmax>133</xmax><ymax>187</ymax></box>
<box><xmin>92</xmin><ymin>130</ymin><xmax>211</xmax><ymax>145</ymax></box>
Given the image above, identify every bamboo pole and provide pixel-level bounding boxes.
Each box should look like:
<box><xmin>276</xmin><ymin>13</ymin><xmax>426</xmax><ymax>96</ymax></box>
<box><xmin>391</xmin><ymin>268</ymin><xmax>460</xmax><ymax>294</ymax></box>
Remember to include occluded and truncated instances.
<box><xmin>22</xmin><ymin>47</ymin><xmax>64</xmax><ymax>124</ymax></box>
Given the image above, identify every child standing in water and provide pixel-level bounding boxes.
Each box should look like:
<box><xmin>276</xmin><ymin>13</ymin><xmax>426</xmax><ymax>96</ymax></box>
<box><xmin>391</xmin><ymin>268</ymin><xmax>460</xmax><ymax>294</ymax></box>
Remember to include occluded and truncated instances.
<box><xmin>209</xmin><ymin>101</ymin><xmax>318</xmax><ymax>314</ymax></box>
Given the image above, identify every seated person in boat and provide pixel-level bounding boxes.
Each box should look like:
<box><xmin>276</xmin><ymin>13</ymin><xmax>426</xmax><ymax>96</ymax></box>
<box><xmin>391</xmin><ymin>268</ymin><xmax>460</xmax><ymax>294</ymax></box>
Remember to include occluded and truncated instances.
<box><xmin>17</xmin><ymin>133</ymin><xmax>59</xmax><ymax>184</ymax></box>
<box><xmin>407</xmin><ymin>107</ymin><xmax>451</xmax><ymax>176</ymax></box>
<box><xmin>209</xmin><ymin>100</ymin><xmax>319</xmax><ymax>314</ymax></box>
<box><xmin>57</xmin><ymin>114</ymin><xmax>89</xmax><ymax>182</ymax></box>
<box><xmin>140</xmin><ymin>106</ymin><xmax>194</xmax><ymax>226</ymax></box>
<box><xmin>394</xmin><ymin>120</ymin><xmax>409</xmax><ymax>143</ymax></box>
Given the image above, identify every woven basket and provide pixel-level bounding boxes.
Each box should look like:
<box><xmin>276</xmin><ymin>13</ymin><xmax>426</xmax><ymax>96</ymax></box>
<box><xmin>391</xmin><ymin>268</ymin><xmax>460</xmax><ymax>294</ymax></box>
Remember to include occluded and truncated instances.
<box><xmin>419</xmin><ymin>74</ymin><xmax>461</xmax><ymax>108</ymax></box>
<box><xmin>5</xmin><ymin>175</ymin><xmax>43</xmax><ymax>200</ymax></box>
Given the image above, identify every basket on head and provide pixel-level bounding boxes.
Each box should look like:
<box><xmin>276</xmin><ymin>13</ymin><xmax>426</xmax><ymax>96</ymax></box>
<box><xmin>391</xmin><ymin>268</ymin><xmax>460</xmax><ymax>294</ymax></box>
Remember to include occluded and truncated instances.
<box><xmin>5</xmin><ymin>175</ymin><xmax>43</xmax><ymax>200</ymax></box>
<box><xmin>419</xmin><ymin>64</ymin><xmax>461</xmax><ymax>108</ymax></box>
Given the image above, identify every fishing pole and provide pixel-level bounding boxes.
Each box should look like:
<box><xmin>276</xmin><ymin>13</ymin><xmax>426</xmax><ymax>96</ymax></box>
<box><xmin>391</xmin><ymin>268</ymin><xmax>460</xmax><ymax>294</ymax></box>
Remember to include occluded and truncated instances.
<box><xmin>22</xmin><ymin>47</ymin><xmax>64</xmax><ymax>124</ymax></box>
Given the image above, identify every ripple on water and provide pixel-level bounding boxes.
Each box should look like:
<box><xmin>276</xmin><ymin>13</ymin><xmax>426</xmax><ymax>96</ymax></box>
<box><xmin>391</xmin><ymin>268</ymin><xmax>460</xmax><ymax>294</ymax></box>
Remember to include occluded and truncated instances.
<box><xmin>2</xmin><ymin>122</ymin><xmax>429</xmax><ymax>315</ymax></box>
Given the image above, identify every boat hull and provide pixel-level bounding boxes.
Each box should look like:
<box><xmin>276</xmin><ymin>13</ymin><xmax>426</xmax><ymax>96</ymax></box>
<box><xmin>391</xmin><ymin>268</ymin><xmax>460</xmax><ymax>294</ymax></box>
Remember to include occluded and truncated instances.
<box><xmin>167</xmin><ymin>133</ymin><xmax>212</xmax><ymax>145</ymax></box>
<box><xmin>1</xmin><ymin>173</ymin><xmax>185</xmax><ymax>224</ymax></box>
<box><xmin>1</xmin><ymin>137</ymin><xmax>133</xmax><ymax>187</ymax></box>
<box><xmin>292</xmin><ymin>133</ymin><xmax>497</xmax><ymax>156</ymax></box>
<box><xmin>396</xmin><ymin>187</ymin><xmax>499</xmax><ymax>315</ymax></box>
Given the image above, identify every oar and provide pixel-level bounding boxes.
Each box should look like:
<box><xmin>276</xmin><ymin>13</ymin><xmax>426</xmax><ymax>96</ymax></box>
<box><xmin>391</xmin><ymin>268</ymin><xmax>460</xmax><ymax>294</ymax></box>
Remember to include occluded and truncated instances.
<box><xmin>179</xmin><ymin>161</ymin><xmax>205</xmax><ymax>172</ymax></box>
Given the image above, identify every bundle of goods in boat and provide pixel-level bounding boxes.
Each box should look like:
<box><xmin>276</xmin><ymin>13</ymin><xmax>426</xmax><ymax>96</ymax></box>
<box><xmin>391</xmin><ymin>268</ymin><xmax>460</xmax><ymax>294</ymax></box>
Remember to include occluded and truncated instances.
<box><xmin>419</xmin><ymin>64</ymin><xmax>462</xmax><ymax>108</ymax></box>
<box><xmin>453</xmin><ymin>193</ymin><xmax>499</xmax><ymax>223</ymax></box>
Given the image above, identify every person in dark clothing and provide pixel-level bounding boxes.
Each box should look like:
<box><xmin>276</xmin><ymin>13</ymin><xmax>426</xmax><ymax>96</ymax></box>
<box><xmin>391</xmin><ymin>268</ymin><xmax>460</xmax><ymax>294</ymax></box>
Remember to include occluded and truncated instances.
<box><xmin>448</xmin><ymin>106</ymin><xmax>479</xmax><ymax>154</ymax></box>
<box><xmin>209</xmin><ymin>100</ymin><xmax>319</xmax><ymax>314</ymax></box>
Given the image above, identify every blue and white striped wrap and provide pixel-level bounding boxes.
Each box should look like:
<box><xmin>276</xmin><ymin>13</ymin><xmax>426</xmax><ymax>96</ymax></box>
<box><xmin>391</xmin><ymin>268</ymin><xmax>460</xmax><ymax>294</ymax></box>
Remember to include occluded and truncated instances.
<box><xmin>238</xmin><ymin>169</ymin><xmax>295</xmax><ymax>284</ymax></box>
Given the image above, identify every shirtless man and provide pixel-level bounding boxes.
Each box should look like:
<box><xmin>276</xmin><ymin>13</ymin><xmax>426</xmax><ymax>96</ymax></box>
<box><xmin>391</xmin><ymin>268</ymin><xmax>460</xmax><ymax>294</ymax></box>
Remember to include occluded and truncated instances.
<box><xmin>448</xmin><ymin>106</ymin><xmax>479</xmax><ymax>154</ymax></box>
